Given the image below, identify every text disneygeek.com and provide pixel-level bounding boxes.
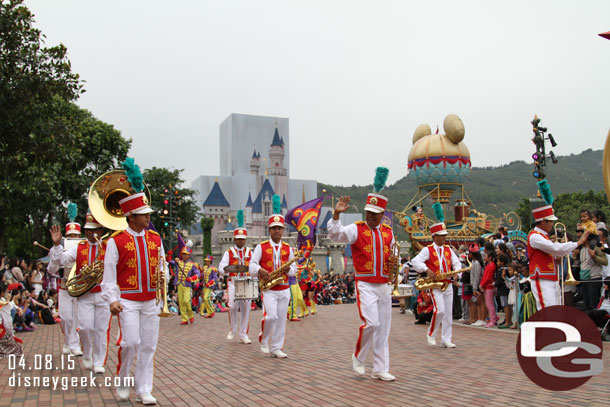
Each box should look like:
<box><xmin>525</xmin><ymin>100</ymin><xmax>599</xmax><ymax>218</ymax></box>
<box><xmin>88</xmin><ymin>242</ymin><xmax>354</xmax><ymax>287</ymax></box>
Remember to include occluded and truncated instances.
<box><xmin>8</xmin><ymin>372</ymin><xmax>134</xmax><ymax>390</ymax></box>
<box><xmin>6</xmin><ymin>354</ymin><xmax>133</xmax><ymax>390</ymax></box>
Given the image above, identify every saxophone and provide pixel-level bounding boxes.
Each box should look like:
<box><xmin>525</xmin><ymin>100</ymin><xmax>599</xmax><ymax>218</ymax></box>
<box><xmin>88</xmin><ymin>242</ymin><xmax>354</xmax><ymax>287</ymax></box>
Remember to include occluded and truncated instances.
<box><xmin>259</xmin><ymin>257</ymin><xmax>298</xmax><ymax>291</ymax></box>
<box><xmin>415</xmin><ymin>259</ymin><xmax>472</xmax><ymax>292</ymax></box>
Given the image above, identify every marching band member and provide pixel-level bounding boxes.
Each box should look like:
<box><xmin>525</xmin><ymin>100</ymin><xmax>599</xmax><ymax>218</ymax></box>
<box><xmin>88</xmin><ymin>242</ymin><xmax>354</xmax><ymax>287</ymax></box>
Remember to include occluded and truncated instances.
<box><xmin>101</xmin><ymin>186</ymin><xmax>165</xmax><ymax>404</ymax></box>
<box><xmin>528</xmin><ymin>200</ymin><xmax>588</xmax><ymax>310</ymax></box>
<box><xmin>47</xmin><ymin>203</ymin><xmax>82</xmax><ymax>356</ymax></box>
<box><xmin>49</xmin><ymin>213</ymin><xmax>110</xmax><ymax>373</ymax></box>
<box><xmin>199</xmin><ymin>256</ymin><xmax>217</xmax><ymax>318</ymax></box>
<box><xmin>411</xmin><ymin>216</ymin><xmax>461</xmax><ymax>348</ymax></box>
<box><xmin>250</xmin><ymin>195</ymin><xmax>297</xmax><ymax>358</ymax></box>
<box><xmin>219</xmin><ymin>211</ymin><xmax>253</xmax><ymax>343</ymax></box>
<box><xmin>327</xmin><ymin>167</ymin><xmax>396</xmax><ymax>381</ymax></box>
<box><xmin>170</xmin><ymin>245</ymin><xmax>200</xmax><ymax>325</ymax></box>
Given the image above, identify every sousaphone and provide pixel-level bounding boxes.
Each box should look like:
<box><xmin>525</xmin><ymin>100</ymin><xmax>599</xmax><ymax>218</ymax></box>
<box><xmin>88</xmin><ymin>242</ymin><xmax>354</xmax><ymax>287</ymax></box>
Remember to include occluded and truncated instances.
<box><xmin>66</xmin><ymin>170</ymin><xmax>151</xmax><ymax>296</ymax></box>
<box><xmin>88</xmin><ymin>169</ymin><xmax>151</xmax><ymax>231</ymax></box>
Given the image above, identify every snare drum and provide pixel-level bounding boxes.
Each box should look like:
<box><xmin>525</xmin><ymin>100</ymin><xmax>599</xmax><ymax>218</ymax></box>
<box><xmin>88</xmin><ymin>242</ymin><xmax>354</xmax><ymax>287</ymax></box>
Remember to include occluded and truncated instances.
<box><xmin>234</xmin><ymin>277</ymin><xmax>259</xmax><ymax>301</ymax></box>
<box><xmin>397</xmin><ymin>283</ymin><xmax>413</xmax><ymax>297</ymax></box>
<box><xmin>392</xmin><ymin>283</ymin><xmax>413</xmax><ymax>299</ymax></box>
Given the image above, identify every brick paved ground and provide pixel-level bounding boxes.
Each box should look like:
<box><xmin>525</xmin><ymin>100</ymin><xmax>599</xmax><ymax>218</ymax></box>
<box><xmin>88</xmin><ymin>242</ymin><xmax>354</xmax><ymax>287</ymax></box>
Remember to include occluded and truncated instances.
<box><xmin>1</xmin><ymin>304</ymin><xmax>608</xmax><ymax>406</ymax></box>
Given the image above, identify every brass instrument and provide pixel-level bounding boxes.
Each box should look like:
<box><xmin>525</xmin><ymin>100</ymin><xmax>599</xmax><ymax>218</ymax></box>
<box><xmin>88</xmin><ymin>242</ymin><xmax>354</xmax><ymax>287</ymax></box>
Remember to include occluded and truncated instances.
<box><xmin>89</xmin><ymin>170</ymin><xmax>151</xmax><ymax>231</ymax></box>
<box><xmin>156</xmin><ymin>253</ymin><xmax>172</xmax><ymax>317</ymax></box>
<box><xmin>259</xmin><ymin>257</ymin><xmax>298</xmax><ymax>291</ymax></box>
<box><xmin>415</xmin><ymin>259</ymin><xmax>472</xmax><ymax>292</ymax></box>
<box><xmin>554</xmin><ymin>222</ymin><xmax>579</xmax><ymax>294</ymax></box>
<box><xmin>66</xmin><ymin>169</ymin><xmax>152</xmax><ymax>296</ymax></box>
<box><xmin>387</xmin><ymin>242</ymin><xmax>400</xmax><ymax>297</ymax></box>
<box><xmin>66</xmin><ymin>234</ymin><xmax>105</xmax><ymax>297</ymax></box>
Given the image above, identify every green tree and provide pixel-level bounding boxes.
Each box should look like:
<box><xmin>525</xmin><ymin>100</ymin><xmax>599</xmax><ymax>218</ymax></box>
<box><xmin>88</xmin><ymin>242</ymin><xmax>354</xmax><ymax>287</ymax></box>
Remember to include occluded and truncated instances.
<box><xmin>1</xmin><ymin>96</ymin><xmax>130</xmax><ymax>257</ymax></box>
<box><xmin>513</xmin><ymin>190</ymin><xmax>610</xmax><ymax>235</ymax></box>
<box><xmin>0</xmin><ymin>1</ymin><xmax>131</xmax><ymax>256</ymax></box>
<box><xmin>143</xmin><ymin>167</ymin><xmax>200</xmax><ymax>246</ymax></box>
<box><xmin>200</xmin><ymin>217</ymin><xmax>214</xmax><ymax>258</ymax></box>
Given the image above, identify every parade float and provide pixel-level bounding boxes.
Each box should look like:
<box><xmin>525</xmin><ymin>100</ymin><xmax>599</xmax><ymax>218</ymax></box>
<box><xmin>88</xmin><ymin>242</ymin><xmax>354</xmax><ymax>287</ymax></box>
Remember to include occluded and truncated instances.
<box><xmin>394</xmin><ymin>114</ymin><xmax>525</xmax><ymax>251</ymax></box>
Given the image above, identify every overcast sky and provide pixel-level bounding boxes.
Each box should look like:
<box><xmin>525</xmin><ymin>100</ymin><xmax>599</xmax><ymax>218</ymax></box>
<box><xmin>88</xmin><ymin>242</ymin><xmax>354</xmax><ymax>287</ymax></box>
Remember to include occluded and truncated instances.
<box><xmin>26</xmin><ymin>0</ymin><xmax>610</xmax><ymax>188</ymax></box>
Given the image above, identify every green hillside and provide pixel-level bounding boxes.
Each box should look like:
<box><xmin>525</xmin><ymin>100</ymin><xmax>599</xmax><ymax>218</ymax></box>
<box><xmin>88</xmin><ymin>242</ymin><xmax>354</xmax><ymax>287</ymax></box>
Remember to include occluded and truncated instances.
<box><xmin>318</xmin><ymin>149</ymin><xmax>604</xmax><ymax>233</ymax></box>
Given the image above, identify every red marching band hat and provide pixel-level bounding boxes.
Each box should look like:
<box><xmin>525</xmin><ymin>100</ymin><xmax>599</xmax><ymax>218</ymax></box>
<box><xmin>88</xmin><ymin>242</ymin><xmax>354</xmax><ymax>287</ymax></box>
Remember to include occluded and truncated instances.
<box><xmin>268</xmin><ymin>214</ymin><xmax>285</xmax><ymax>228</ymax></box>
<box><xmin>233</xmin><ymin>228</ymin><xmax>248</xmax><ymax>239</ymax></box>
<box><xmin>532</xmin><ymin>205</ymin><xmax>558</xmax><ymax>222</ymax></box>
<box><xmin>118</xmin><ymin>192</ymin><xmax>154</xmax><ymax>216</ymax></box>
<box><xmin>84</xmin><ymin>212</ymin><xmax>103</xmax><ymax>229</ymax></box>
<box><xmin>364</xmin><ymin>193</ymin><xmax>388</xmax><ymax>214</ymax></box>
<box><xmin>65</xmin><ymin>222</ymin><xmax>81</xmax><ymax>235</ymax></box>
<box><xmin>430</xmin><ymin>222</ymin><xmax>448</xmax><ymax>236</ymax></box>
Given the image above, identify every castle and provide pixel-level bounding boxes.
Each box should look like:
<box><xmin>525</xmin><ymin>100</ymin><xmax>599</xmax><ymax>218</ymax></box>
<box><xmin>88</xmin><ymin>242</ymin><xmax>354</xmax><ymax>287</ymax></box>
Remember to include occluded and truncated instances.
<box><xmin>191</xmin><ymin>113</ymin><xmax>318</xmax><ymax>244</ymax></box>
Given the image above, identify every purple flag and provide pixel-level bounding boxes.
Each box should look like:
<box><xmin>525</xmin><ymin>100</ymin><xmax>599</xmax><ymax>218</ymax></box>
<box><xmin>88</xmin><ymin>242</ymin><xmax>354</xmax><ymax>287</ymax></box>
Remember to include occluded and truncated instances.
<box><xmin>382</xmin><ymin>210</ymin><xmax>393</xmax><ymax>228</ymax></box>
<box><xmin>285</xmin><ymin>196</ymin><xmax>324</xmax><ymax>248</ymax></box>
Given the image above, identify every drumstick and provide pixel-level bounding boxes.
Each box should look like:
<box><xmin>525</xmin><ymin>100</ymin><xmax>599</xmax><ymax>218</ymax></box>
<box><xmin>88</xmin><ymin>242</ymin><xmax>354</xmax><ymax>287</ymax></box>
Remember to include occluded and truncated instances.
<box><xmin>33</xmin><ymin>241</ymin><xmax>51</xmax><ymax>252</ymax></box>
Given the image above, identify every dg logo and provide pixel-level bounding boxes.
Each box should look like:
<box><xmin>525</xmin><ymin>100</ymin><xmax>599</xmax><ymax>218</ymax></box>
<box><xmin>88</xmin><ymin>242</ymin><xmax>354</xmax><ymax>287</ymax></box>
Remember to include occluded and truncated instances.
<box><xmin>516</xmin><ymin>305</ymin><xmax>603</xmax><ymax>391</ymax></box>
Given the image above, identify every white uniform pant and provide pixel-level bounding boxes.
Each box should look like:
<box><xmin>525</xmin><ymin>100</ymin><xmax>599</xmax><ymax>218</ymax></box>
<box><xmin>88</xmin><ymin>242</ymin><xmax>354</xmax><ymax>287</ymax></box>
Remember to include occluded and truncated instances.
<box><xmin>58</xmin><ymin>289</ymin><xmax>80</xmax><ymax>350</ymax></box>
<box><xmin>77</xmin><ymin>291</ymin><xmax>110</xmax><ymax>367</ymax></box>
<box><xmin>354</xmin><ymin>281</ymin><xmax>392</xmax><ymax>373</ymax></box>
<box><xmin>117</xmin><ymin>299</ymin><xmax>159</xmax><ymax>395</ymax></box>
<box><xmin>429</xmin><ymin>287</ymin><xmax>453</xmax><ymax>344</ymax></box>
<box><xmin>531</xmin><ymin>278</ymin><xmax>560</xmax><ymax>310</ymax></box>
<box><xmin>227</xmin><ymin>282</ymin><xmax>251</xmax><ymax>339</ymax></box>
<box><xmin>259</xmin><ymin>289</ymin><xmax>290</xmax><ymax>352</ymax></box>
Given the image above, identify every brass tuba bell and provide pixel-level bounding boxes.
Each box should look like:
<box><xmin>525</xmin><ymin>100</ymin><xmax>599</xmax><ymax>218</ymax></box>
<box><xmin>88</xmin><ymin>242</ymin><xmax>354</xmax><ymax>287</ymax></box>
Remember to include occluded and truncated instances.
<box><xmin>66</xmin><ymin>169</ymin><xmax>151</xmax><ymax>297</ymax></box>
<box><xmin>88</xmin><ymin>170</ymin><xmax>151</xmax><ymax>231</ymax></box>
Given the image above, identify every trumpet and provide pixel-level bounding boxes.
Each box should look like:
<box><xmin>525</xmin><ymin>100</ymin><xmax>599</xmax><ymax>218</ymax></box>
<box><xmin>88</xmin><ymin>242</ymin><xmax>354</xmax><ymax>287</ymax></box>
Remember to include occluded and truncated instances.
<box><xmin>156</xmin><ymin>254</ymin><xmax>172</xmax><ymax>318</ymax></box>
<box><xmin>554</xmin><ymin>223</ymin><xmax>579</xmax><ymax>306</ymax></box>
<box><xmin>387</xmin><ymin>242</ymin><xmax>400</xmax><ymax>297</ymax></box>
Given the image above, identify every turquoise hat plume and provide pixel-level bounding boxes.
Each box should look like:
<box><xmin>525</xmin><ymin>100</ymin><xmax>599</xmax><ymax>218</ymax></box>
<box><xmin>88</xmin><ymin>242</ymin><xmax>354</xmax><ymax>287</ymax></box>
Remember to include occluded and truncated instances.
<box><xmin>236</xmin><ymin>209</ymin><xmax>244</xmax><ymax>228</ymax></box>
<box><xmin>432</xmin><ymin>202</ymin><xmax>445</xmax><ymax>223</ymax></box>
<box><xmin>272</xmin><ymin>194</ymin><xmax>282</xmax><ymax>215</ymax></box>
<box><xmin>537</xmin><ymin>179</ymin><xmax>554</xmax><ymax>206</ymax></box>
<box><xmin>121</xmin><ymin>157</ymin><xmax>144</xmax><ymax>193</ymax></box>
<box><xmin>67</xmin><ymin>203</ymin><xmax>78</xmax><ymax>222</ymax></box>
<box><xmin>373</xmin><ymin>167</ymin><xmax>389</xmax><ymax>193</ymax></box>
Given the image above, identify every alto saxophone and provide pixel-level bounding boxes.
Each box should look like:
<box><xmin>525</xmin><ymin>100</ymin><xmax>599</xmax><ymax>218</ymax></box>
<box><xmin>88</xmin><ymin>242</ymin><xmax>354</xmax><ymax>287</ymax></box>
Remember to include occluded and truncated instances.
<box><xmin>415</xmin><ymin>259</ymin><xmax>472</xmax><ymax>292</ymax></box>
<box><xmin>259</xmin><ymin>257</ymin><xmax>298</xmax><ymax>291</ymax></box>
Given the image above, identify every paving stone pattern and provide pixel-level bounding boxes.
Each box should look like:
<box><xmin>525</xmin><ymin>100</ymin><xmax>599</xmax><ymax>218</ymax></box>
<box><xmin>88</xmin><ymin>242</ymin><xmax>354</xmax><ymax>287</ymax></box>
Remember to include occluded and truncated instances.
<box><xmin>1</xmin><ymin>304</ymin><xmax>608</xmax><ymax>406</ymax></box>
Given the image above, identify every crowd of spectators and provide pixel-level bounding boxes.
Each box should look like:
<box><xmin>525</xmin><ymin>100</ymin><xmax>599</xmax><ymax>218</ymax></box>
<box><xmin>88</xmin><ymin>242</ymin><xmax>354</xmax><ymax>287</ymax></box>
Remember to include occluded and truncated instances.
<box><xmin>399</xmin><ymin>210</ymin><xmax>610</xmax><ymax>340</ymax></box>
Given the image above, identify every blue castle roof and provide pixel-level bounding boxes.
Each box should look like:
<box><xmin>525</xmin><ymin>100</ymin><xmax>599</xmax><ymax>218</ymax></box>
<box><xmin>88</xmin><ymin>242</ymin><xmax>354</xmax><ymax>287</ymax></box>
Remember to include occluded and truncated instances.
<box><xmin>319</xmin><ymin>210</ymin><xmax>333</xmax><ymax>231</ymax></box>
<box><xmin>252</xmin><ymin>179</ymin><xmax>275</xmax><ymax>213</ymax></box>
<box><xmin>203</xmin><ymin>181</ymin><xmax>230</xmax><ymax>207</ymax></box>
<box><xmin>281</xmin><ymin>194</ymin><xmax>288</xmax><ymax>209</ymax></box>
<box><xmin>271</xmin><ymin>128</ymin><xmax>284</xmax><ymax>147</ymax></box>
<box><xmin>245</xmin><ymin>192</ymin><xmax>253</xmax><ymax>208</ymax></box>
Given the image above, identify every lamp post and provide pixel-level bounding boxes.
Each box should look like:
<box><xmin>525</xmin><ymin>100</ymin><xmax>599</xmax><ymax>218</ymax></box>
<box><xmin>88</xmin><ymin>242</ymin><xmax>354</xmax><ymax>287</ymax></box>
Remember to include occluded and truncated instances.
<box><xmin>160</xmin><ymin>184</ymin><xmax>181</xmax><ymax>252</ymax></box>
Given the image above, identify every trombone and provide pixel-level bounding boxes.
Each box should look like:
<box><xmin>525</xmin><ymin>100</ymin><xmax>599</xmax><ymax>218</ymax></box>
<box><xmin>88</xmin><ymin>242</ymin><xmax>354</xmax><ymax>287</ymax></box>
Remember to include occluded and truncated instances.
<box><xmin>554</xmin><ymin>222</ymin><xmax>579</xmax><ymax>305</ymax></box>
